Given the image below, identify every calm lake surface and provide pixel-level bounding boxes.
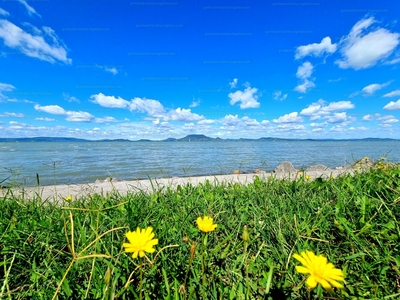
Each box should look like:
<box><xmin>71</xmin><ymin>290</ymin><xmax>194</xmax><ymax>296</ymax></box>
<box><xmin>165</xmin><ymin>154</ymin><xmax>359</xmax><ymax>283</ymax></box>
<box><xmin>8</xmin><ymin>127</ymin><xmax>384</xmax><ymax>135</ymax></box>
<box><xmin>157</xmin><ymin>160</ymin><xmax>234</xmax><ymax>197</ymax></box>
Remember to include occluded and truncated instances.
<box><xmin>1</xmin><ymin>140</ymin><xmax>400</xmax><ymax>187</ymax></box>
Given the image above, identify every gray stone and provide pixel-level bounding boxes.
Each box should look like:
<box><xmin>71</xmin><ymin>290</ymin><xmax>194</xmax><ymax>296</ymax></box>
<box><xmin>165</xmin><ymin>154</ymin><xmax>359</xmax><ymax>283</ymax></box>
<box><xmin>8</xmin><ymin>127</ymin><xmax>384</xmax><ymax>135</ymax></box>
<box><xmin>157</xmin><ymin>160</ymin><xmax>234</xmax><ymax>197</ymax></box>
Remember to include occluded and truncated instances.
<box><xmin>306</xmin><ymin>164</ymin><xmax>329</xmax><ymax>171</ymax></box>
<box><xmin>274</xmin><ymin>162</ymin><xmax>297</xmax><ymax>173</ymax></box>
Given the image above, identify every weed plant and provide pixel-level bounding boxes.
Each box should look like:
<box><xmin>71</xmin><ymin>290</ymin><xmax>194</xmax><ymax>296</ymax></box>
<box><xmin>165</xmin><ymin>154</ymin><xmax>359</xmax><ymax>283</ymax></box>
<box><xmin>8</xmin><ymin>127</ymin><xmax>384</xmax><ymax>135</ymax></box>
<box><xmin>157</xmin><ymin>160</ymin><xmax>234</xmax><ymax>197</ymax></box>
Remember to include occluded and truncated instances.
<box><xmin>0</xmin><ymin>159</ymin><xmax>399</xmax><ymax>299</ymax></box>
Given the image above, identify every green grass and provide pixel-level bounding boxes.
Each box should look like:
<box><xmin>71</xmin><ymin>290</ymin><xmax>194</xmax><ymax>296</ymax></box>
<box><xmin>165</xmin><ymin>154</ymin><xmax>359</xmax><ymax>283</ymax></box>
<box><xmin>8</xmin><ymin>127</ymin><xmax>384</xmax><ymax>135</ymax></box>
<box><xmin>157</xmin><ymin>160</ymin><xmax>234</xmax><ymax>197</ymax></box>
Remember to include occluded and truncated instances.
<box><xmin>1</xmin><ymin>160</ymin><xmax>400</xmax><ymax>299</ymax></box>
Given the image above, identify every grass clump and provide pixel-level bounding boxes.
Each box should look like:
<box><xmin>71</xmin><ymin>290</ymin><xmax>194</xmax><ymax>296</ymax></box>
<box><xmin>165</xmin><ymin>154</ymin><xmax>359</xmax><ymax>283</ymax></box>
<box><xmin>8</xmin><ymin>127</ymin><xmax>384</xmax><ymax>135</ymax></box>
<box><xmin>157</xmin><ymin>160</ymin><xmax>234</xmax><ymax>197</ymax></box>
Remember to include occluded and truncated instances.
<box><xmin>0</xmin><ymin>159</ymin><xmax>400</xmax><ymax>299</ymax></box>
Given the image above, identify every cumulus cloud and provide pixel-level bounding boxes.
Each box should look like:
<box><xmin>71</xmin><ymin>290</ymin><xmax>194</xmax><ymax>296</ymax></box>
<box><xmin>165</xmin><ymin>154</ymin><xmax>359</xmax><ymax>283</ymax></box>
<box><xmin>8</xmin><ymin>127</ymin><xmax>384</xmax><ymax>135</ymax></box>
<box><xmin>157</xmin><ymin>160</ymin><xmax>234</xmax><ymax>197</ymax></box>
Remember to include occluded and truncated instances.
<box><xmin>295</xmin><ymin>37</ymin><xmax>337</xmax><ymax>59</ymax></box>
<box><xmin>165</xmin><ymin>108</ymin><xmax>204</xmax><ymax>122</ymax></box>
<box><xmin>276</xmin><ymin>124</ymin><xmax>306</xmax><ymax>131</ymax></box>
<box><xmin>336</xmin><ymin>17</ymin><xmax>400</xmax><ymax>69</ymax></box>
<box><xmin>294</xmin><ymin>62</ymin><xmax>315</xmax><ymax>93</ymax></box>
<box><xmin>34</xmin><ymin>104</ymin><xmax>94</xmax><ymax>122</ymax></box>
<box><xmin>229</xmin><ymin>78</ymin><xmax>238</xmax><ymax>88</ymax></box>
<box><xmin>362</xmin><ymin>81</ymin><xmax>392</xmax><ymax>96</ymax></box>
<box><xmin>90</xmin><ymin>93</ymin><xmax>129</xmax><ymax>108</ymax></box>
<box><xmin>0</xmin><ymin>112</ymin><xmax>25</xmax><ymax>118</ymax></box>
<box><xmin>0</xmin><ymin>20</ymin><xmax>71</xmax><ymax>64</ymax></box>
<box><xmin>383</xmin><ymin>90</ymin><xmax>400</xmax><ymax>97</ymax></box>
<box><xmin>273</xmin><ymin>112</ymin><xmax>303</xmax><ymax>123</ymax></box>
<box><xmin>300</xmin><ymin>100</ymin><xmax>355</xmax><ymax>120</ymax></box>
<box><xmin>198</xmin><ymin>119</ymin><xmax>215</xmax><ymax>125</ymax></box>
<box><xmin>383</xmin><ymin>99</ymin><xmax>400</xmax><ymax>110</ymax></box>
<box><xmin>273</xmin><ymin>90</ymin><xmax>287</xmax><ymax>101</ymax></box>
<box><xmin>377</xmin><ymin>115</ymin><xmax>398</xmax><ymax>124</ymax></box>
<box><xmin>129</xmin><ymin>97</ymin><xmax>166</xmax><ymax>115</ymax></box>
<box><xmin>325</xmin><ymin>112</ymin><xmax>349</xmax><ymax>123</ymax></box>
<box><xmin>95</xmin><ymin>116</ymin><xmax>118</xmax><ymax>123</ymax></box>
<box><xmin>228</xmin><ymin>86</ymin><xmax>260</xmax><ymax>109</ymax></box>
<box><xmin>220</xmin><ymin>114</ymin><xmax>241</xmax><ymax>126</ymax></box>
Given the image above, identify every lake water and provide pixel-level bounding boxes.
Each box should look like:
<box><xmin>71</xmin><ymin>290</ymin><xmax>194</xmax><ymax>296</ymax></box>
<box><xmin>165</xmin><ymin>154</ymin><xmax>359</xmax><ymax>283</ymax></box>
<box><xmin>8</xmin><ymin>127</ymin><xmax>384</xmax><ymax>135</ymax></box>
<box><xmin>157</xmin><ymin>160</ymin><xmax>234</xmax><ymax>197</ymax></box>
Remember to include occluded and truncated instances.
<box><xmin>1</xmin><ymin>140</ymin><xmax>399</xmax><ymax>187</ymax></box>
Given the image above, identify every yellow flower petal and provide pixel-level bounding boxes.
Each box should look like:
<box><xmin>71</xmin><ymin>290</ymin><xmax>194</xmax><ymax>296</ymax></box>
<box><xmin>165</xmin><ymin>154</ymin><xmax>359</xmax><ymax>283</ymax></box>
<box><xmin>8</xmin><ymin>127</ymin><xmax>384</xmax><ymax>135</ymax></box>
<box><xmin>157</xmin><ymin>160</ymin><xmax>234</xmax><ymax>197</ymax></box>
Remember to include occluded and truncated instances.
<box><xmin>293</xmin><ymin>251</ymin><xmax>345</xmax><ymax>291</ymax></box>
<box><xmin>306</xmin><ymin>275</ymin><xmax>318</xmax><ymax>289</ymax></box>
<box><xmin>123</xmin><ymin>227</ymin><xmax>158</xmax><ymax>259</ymax></box>
<box><xmin>196</xmin><ymin>216</ymin><xmax>218</xmax><ymax>233</ymax></box>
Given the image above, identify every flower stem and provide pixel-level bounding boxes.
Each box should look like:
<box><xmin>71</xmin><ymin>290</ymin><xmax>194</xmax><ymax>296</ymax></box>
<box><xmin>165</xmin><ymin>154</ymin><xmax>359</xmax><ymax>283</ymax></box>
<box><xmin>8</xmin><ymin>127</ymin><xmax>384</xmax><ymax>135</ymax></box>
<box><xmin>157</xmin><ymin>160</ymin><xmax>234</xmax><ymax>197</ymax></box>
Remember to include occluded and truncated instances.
<box><xmin>201</xmin><ymin>234</ymin><xmax>207</xmax><ymax>299</ymax></box>
<box><xmin>139</xmin><ymin>260</ymin><xmax>143</xmax><ymax>300</ymax></box>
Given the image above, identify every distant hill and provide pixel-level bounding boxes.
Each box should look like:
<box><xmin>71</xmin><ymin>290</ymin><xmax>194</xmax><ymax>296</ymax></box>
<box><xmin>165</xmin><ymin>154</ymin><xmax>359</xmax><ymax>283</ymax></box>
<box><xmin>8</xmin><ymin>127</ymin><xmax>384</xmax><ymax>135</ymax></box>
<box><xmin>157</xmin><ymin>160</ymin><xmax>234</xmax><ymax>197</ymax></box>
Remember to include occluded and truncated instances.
<box><xmin>0</xmin><ymin>137</ymin><xmax>131</xmax><ymax>142</ymax></box>
<box><xmin>0</xmin><ymin>135</ymin><xmax>398</xmax><ymax>143</ymax></box>
<box><xmin>176</xmin><ymin>134</ymin><xmax>216</xmax><ymax>141</ymax></box>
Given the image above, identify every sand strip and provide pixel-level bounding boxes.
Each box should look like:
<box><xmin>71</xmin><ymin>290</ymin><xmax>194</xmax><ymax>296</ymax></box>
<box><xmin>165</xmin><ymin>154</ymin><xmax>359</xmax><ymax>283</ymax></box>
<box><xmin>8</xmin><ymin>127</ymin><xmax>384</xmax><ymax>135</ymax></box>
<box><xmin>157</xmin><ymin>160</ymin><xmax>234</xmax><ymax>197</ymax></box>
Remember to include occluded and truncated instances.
<box><xmin>1</xmin><ymin>168</ymin><xmax>355</xmax><ymax>201</ymax></box>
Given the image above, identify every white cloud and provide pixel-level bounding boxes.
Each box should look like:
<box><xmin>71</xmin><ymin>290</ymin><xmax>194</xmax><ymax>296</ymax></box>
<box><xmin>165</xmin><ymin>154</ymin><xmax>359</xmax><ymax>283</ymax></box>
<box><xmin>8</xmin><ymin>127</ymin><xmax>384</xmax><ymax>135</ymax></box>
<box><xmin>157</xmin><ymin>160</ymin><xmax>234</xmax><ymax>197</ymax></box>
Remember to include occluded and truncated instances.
<box><xmin>383</xmin><ymin>99</ymin><xmax>400</xmax><ymax>110</ymax></box>
<box><xmin>0</xmin><ymin>20</ymin><xmax>71</xmax><ymax>64</ymax></box>
<box><xmin>294</xmin><ymin>62</ymin><xmax>315</xmax><ymax>93</ymax></box>
<box><xmin>273</xmin><ymin>90</ymin><xmax>287</xmax><ymax>101</ymax></box>
<box><xmin>65</xmin><ymin>111</ymin><xmax>94</xmax><ymax>122</ymax></box>
<box><xmin>34</xmin><ymin>104</ymin><xmax>94</xmax><ymax>122</ymax></box>
<box><xmin>95</xmin><ymin>116</ymin><xmax>118</xmax><ymax>123</ymax></box>
<box><xmin>384</xmin><ymin>57</ymin><xmax>400</xmax><ymax>65</ymax></box>
<box><xmin>220</xmin><ymin>114</ymin><xmax>240</xmax><ymax>126</ymax></box>
<box><xmin>325</xmin><ymin>112</ymin><xmax>349</xmax><ymax>123</ymax></box>
<box><xmin>276</xmin><ymin>124</ymin><xmax>306</xmax><ymax>131</ymax></box>
<box><xmin>296</xmin><ymin>61</ymin><xmax>313</xmax><ymax>79</ymax></box>
<box><xmin>105</xmin><ymin>67</ymin><xmax>118</xmax><ymax>75</ymax></box>
<box><xmin>0</xmin><ymin>8</ymin><xmax>9</xmax><ymax>16</ymax></box>
<box><xmin>130</xmin><ymin>97</ymin><xmax>165</xmax><ymax>115</ymax></box>
<box><xmin>295</xmin><ymin>36</ymin><xmax>337</xmax><ymax>59</ymax></box>
<box><xmin>362</xmin><ymin>114</ymin><xmax>374</xmax><ymax>121</ymax></box>
<box><xmin>0</xmin><ymin>112</ymin><xmax>25</xmax><ymax>118</ymax></box>
<box><xmin>36</xmin><ymin>117</ymin><xmax>55</xmax><ymax>121</ymax></box>
<box><xmin>0</xmin><ymin>83</ymin><xmax>15</xmax><ymax>92</ymax></box>
<box><xmin>34</xmin><ymin>104</ymin><xmax>66</xmax><ymax>115</ymax></box>
<box><xmin>294</xmin><ymin>80</ymin><xmax>315</xmax><ymax>93</ymax></box>
<box><xmin>362</xmin><ymin>81</ymin><xmax>392</xmax><ymax>96</ymax></box>
<box><xmin>198</xmin><ymin>119</ymin><xmax>215</xmax><ymax>125</ymax></box>
<box><xmin>18</xmin><ymin>0</ymin><xmax>41</xmax><ymax>17</ymax></box>
<box><xmin>310</xmin><ymin>122</ymin><xmax>327</xmax><ymax>128</ymax></box>
<box><xmin>166</xmin><ymin>108</ymin><xmax>204</xmax><ymax>122</ymax></box>
<box><xmin>229</xmin><ymin>78</ymin><xmax>238</xmax><ymax>88</ymax></box>
<box><xmin>383</xmin><ymin>90</ymin><xmax>400</xmax><ymax>97</ymax></box>
<box><xmin>300</xmin><ymin>100</ymin><xmax>354</xmax><ymax>121</ymax></box>
<box><xmin>63</xmin><ymin>93</ymin><xmax>80</xmax><ymax>103</ymax></box>
<box><xmin>377</xmin><ymin>115</ymin><xmax>398</xmax><ymax>124</ymax></box>
<box><xmin>0</xmin><ymin>82</ymin><xmax>15</xmax><ymax>100</ymax></box>
<box><xmin>273</xmin><ymin>112</ymin><xmax>303</xmax><ymax>123</ymax></box>
<box><xmin>189</xmin><ymin>98</ymin><xmax>201</xmax><ymax>107</ymax></box>
<box><xmin>323</xmin><ymin>101</ymin><xmax>355</xmax><ymax>111</ymax></box>
<box><xmin>228</xmin><ymin>86</ymin><xmax>260</xmax><ymax>109</ymax></box>
<box><xmin>300</xmin><ymin>103</ymin><xmax>321</xmax><ymax>116</ymax></box>
<box><xmin>90</xmin><ymin>93</ymin><xmax>129</xmax><ymax>108</ymax></box>
<box><xmin>336</xmin><ymin>17</ymin><xmax>400</xmax><ymax>69</ymax></box>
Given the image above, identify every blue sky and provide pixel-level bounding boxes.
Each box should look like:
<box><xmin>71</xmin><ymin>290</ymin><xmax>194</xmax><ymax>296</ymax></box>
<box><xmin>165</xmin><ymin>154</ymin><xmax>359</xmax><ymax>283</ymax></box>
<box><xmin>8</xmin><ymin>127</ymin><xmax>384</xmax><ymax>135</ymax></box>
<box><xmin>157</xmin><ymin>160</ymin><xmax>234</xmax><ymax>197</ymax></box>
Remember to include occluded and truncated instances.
<box><xmin>1</xmin><ymin>0</ymin><xmax>400</xmax><ymax>140</ymax></box>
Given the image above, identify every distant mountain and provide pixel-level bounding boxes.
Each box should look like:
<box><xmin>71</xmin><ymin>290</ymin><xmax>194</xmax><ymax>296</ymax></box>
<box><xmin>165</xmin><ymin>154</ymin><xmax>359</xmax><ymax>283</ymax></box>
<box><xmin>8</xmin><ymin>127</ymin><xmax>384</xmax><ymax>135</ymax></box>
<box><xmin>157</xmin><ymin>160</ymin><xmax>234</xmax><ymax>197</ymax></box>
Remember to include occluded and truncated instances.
<box><xmin>0</xmin><ymin>135</ymin><xmax>398</xmax><ymax>143</ymax></box>
<box><xmin>0</xmin><ymin>137</ymin><xmax>131</xmax><ymax>142</ymax></box>
<box><xmin>176</xmin><ymin>134</ymin><xmax>216</xmax><ymax>141</ymax></box>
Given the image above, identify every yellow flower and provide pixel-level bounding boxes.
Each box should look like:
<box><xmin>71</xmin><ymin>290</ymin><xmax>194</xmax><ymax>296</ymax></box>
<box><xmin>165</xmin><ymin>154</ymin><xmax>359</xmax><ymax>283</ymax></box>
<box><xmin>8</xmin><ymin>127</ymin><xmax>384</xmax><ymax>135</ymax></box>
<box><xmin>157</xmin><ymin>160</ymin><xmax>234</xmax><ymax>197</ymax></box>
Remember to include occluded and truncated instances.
<box><xmin>65</xmin><ymin>195</ymin><xmax>72</xmax><ymax>202</ymax></box>
<box><xmin>305</xmin><ymin>175</ymin><xmax>311</xmax><ymax>181</ymax></box>
<box><xmin>293</xmin><ymin>251</ymin><xmax>344</xmax><ymax>291</ymax></box>
<box><xmin>196</xmin><ymin>216</ymin><xmax>217</xmax><ymax>233</ymax></box>
<box><xmin>123</xmin><ymin>227</ymin><xmax>158</xmax><ymax>259</ymax></box>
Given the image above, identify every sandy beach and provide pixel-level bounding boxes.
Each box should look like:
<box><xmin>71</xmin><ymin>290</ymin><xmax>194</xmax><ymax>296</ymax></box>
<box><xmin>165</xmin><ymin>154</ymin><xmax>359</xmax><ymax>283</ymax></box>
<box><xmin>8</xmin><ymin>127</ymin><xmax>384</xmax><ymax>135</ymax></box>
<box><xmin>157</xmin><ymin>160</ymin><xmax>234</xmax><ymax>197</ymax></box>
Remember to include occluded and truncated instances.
<box><xmin>1</xmin><ymin>164</ymin><xmax>357</xmax><ymax>201</ymax></box>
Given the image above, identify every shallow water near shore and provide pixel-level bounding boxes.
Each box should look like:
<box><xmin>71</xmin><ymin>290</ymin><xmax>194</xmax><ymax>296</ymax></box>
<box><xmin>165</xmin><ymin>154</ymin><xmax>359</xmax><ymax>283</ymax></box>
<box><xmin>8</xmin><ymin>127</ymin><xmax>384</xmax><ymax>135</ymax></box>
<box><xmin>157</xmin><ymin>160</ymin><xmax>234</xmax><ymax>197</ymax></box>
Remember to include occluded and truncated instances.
<box><xmin>1</xmin><ymin>139</ymin><xmax>400</xmax><ymax>187</ymax></box>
